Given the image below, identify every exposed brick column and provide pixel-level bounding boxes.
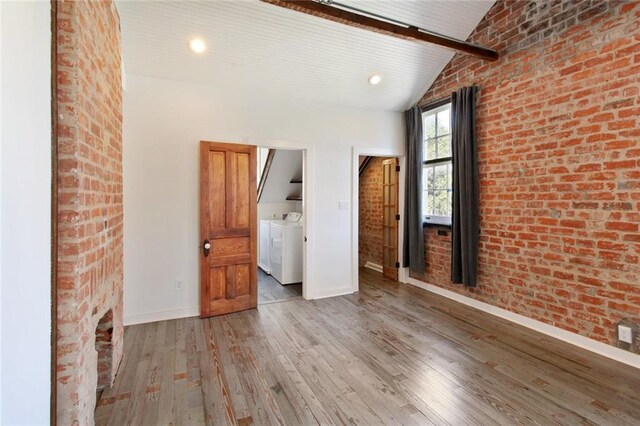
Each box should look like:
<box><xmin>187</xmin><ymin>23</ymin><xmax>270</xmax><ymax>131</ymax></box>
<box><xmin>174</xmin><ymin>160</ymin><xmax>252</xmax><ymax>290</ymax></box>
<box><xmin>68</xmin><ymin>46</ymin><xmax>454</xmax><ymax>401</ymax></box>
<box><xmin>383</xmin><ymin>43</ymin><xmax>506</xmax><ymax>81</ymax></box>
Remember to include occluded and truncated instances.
<box><xmin>416</xmin><ymin>0</ymin><xmax>640</xmax><ymax>346</ymax></box>
<box><xmin>55</xmin><ymin>0</ymin><xmax>124</xmax><ymax>423</ymax></box>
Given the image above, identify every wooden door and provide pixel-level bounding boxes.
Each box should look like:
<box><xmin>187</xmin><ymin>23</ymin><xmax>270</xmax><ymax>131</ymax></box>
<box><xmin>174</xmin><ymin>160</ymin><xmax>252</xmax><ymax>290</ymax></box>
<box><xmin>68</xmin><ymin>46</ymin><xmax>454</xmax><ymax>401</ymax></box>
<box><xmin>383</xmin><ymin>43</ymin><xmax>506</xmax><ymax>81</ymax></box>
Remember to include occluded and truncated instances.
<box><xmin>382</xmin><ymin>158</ymin><xmax>399</xmax><ymax>281</ymax></box>
<box><xmin>200</xmin><ymin>141</ymin><xmax>257</xmax><ymax>317</ymax></box>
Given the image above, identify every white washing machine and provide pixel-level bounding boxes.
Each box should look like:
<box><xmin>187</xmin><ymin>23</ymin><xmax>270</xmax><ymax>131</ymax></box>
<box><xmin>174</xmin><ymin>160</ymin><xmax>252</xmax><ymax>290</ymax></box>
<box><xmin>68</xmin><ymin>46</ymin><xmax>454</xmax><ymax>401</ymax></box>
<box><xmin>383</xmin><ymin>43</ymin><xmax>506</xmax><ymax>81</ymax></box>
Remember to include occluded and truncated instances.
<box><xmin>269</xmin><ymin>213</ymin><xmax>303</xmax><ymax>285</ymax></box>
<box><xmin>258</xmin><ymin>219</ymin><xmax>276</xmax><ymax>274</ymax></box>
<box><xmin>258</xmin><ymin>212</ymin><xmax>302</xmax><ymax>277</ymax></box>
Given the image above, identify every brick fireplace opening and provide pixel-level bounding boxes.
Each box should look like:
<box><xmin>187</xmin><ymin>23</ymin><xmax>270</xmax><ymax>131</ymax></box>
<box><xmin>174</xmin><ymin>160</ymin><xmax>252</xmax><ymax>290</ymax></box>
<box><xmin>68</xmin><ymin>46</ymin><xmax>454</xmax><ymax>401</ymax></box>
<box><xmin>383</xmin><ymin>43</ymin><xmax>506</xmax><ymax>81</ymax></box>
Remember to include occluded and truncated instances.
<box><xmin>54</xmin><ymin>1</ymin><xmax>124</xmax><ymax>424</ymax></box>
<box><xmin>95</xmin><ymin>309</ymin><xmax>115</xmax><ymax>397</ymax></box>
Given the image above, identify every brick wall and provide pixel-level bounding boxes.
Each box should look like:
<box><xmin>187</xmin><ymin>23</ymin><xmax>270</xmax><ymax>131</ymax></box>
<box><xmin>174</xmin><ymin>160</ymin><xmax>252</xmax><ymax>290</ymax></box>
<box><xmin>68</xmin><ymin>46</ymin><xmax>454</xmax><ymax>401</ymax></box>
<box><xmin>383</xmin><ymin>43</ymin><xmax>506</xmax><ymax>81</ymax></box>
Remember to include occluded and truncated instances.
<box><xmin>359</xmin><ymin>157</ymin><xmax>390</xmax><ymax>268</ymax></box>
<box><xmin>56</xmin><ymin>0</ymin><xmax>124</xmax><ymax>423</ymax></box>
<box><xmin>415</xmin><ymin>0</ymin><xmax>640</xmax><ymax>347</ymax></box>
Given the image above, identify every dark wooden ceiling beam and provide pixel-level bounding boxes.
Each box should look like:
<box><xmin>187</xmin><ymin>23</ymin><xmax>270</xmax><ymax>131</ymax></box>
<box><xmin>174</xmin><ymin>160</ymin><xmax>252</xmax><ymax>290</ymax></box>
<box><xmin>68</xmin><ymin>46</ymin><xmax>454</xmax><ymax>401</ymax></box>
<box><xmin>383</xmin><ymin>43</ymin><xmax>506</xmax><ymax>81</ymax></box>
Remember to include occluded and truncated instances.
<box><xmin>260</xmin><ymin>0</ymin><xmax>499</xmax><ymax>62</ymax></box>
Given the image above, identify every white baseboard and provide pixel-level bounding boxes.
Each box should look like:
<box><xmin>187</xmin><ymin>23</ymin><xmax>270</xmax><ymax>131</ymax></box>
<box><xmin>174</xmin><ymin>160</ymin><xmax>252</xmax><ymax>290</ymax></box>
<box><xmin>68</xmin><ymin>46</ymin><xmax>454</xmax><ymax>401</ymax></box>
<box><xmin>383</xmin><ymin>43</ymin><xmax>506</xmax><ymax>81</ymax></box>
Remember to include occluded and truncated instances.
<box><xmin>258</xmin><ymin>263</ymin><xmax>271</xmax><ymax>274</ymax></box>
<box><xmin>124</xmin><ymin>306</ymin><xmax>199</xmax><ymax>326</ymax></box>
<box><xmin>364</xmin><ymin>261</ymin><xmax>383</xmax><ymax>273</ymax></box>
<box><xmin>404</xmin><ymin>277</ymin><xmax>640</xmax><ymax>369</ymax></box>
<box><xmin>311</xmin><ymin>286</ymin><xmax>355</xmax><ymax>300</ymax></box>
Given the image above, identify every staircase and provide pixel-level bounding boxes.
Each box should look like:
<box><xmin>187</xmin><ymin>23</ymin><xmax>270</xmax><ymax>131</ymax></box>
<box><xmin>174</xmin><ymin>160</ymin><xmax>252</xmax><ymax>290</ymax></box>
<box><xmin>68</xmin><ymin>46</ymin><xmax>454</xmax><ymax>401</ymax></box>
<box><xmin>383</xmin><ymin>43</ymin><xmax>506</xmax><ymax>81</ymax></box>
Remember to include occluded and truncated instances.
<box><xmin>257</xmin><ymin>149</ymin><xmax>303</xmax><ymax>203</ymax></box>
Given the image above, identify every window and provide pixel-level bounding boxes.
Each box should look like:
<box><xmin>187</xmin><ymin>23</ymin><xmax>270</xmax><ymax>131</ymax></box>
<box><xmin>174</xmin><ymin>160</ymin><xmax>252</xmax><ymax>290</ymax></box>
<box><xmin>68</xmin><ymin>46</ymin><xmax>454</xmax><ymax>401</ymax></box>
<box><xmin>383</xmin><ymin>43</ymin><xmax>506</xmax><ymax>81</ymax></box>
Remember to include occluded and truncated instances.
<box><xmin>422</xmin><ymin>102</ymin><xmax>452</xmax><ymax>226</ymax></box>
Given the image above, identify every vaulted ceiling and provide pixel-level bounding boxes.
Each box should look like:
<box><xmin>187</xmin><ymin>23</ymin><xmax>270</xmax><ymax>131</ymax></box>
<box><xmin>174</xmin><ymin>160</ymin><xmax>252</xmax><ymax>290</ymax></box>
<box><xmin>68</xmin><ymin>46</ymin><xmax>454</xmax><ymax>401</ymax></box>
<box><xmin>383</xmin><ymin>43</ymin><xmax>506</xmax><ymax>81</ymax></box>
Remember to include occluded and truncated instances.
<box><xmin>117</xmin><ymin>0</ymin><xmax>494</xmax><ymax>112</ymax></box>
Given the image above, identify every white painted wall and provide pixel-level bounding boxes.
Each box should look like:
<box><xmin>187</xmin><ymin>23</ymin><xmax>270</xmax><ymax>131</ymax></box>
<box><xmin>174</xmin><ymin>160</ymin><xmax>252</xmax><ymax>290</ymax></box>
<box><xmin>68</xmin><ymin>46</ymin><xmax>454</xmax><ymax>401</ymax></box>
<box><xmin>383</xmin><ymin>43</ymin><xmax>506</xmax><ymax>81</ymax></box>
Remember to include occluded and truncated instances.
<box><xmin>257</xmin><ymin>147</ymin><xmax>270</xmax><ymax>184</ymax></box>
<box><xmin>123</xmin><ymin>74</ymin><xmax>404</xmax><ymax>323</ymax></box>
<box><xmin>258</xmin><ymin>202</ymin><xmax>302</xmax><ymax>221</ymax></box>
<box><xmin>1</xmin><ymin>4</ymin><xmax>3</xmax><ymax>419</ymax></box>
<box><xmin>0</xmin><ymin>1</ymin><xmax>52</xmax><ymax>423</ymax></box>
<box><xmin>1</xmin><ymin>3</ymin><xmax>3</xmax><ymax>419</ymax></box>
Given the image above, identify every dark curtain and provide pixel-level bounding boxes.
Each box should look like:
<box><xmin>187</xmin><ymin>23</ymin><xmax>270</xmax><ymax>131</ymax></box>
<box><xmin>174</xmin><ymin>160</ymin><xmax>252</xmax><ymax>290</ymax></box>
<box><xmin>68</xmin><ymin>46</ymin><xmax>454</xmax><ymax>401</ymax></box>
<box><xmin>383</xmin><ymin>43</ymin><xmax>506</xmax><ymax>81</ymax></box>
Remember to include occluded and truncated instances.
<box><xmin>403</xmin><ymin>106</ymin><xmax>425</xmax><ymax>274</ymax></box>
<box><xmin>451</xmin><ymin>86</ymin><xmax>479</xmax><ymax>287</ymax></box>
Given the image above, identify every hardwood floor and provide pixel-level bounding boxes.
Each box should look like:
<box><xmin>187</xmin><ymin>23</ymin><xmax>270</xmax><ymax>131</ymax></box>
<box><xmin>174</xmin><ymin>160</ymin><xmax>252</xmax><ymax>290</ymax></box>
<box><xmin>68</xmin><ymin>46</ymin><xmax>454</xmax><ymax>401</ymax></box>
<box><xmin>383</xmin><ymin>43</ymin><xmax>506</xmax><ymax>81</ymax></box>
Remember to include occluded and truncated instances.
<box><xmin>258</xmin><ymin>268</ymin><xmax>302</xmax><ymax>305</ymax></box>
<box><xmin>96</xmin><ymin>268</ymin><xmax>640</xmax><ymax>425</ymax></box>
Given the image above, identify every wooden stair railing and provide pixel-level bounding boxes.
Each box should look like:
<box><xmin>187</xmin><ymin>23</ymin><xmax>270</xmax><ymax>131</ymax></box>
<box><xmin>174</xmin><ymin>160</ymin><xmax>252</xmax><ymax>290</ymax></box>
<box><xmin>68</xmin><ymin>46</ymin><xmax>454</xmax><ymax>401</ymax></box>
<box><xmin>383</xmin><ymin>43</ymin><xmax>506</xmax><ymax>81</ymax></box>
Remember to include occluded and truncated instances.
<box><xmin>359</xmin><ymin>156</ymin><xmax>373</xmax><ymax>176</ymax></box>
<box><xmin>257</xmin><ymin>149</ymin><xmax>275</xmax><ymax>202</ymax></box>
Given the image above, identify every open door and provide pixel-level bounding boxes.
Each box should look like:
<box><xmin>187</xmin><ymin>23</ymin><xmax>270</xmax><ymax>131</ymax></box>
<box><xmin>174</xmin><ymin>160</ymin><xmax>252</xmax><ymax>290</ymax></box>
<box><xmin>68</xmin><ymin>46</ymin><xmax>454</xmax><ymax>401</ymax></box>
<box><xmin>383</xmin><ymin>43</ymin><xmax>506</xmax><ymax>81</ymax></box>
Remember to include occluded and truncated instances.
<box><xmin>382</xmin><ymin>158</ymin><xmax>399</xmax><ymax>281</ymax></box>
<box><xmin>200</xmin><ymin>141</ymin><xmax>257</xmax><ymax>317</ymax></box>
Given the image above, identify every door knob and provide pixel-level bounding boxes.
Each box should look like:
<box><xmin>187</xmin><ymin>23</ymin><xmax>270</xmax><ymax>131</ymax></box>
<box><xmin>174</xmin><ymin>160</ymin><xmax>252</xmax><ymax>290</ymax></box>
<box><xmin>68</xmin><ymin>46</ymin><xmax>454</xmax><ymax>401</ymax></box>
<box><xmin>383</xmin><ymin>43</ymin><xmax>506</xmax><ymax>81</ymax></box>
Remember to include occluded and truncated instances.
<box><xmin>203</xmin><ymin>239</ymin><xmax>211</xmax><ymax>257</ymax></box>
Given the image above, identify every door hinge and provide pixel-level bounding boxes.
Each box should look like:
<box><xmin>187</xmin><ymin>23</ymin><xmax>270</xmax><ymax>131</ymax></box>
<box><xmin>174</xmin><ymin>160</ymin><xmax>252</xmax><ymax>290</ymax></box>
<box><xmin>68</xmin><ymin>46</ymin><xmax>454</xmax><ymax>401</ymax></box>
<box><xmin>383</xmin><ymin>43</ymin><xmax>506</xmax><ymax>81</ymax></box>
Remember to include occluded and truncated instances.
<box><xmin>395</xmin><ymin>165</ymin><xmax>400</xmax><ymax>172</ymax></box>
<box><xmin>396</xmin><ymin>214</ymin><xmax>400</xmax><ymax>221</ymax></box>
<box><xmin>395</xmin><ymin>262</ymin><xmax>400</xmax><ymax>268</ymax></box>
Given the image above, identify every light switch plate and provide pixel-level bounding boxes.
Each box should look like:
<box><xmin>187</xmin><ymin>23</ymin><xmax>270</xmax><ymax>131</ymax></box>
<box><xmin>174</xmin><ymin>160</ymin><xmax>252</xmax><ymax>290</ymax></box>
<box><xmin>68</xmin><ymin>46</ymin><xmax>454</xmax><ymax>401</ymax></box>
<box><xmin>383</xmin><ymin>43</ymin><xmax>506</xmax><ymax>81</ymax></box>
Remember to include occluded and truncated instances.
<box><xmin>175</xmin><ymin>278</ymin><xmax>185</xmax><ymax>291</ymax></box>
<box><xmin>618</xmin><ymin>324</ymin><xmax>633</xmax><ymax>344</ymax></box>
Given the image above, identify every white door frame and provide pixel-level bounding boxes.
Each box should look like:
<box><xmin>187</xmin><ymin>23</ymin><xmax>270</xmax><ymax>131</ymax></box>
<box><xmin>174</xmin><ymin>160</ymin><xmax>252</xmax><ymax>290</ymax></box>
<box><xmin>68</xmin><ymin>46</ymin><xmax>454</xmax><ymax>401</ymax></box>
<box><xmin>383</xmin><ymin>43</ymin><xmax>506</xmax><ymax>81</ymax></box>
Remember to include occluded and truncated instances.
<box><xmin>351</xmin><ymin>146</ymin><xmax>407</xmax><ymax>293</ymax></box>
<box><xmin>251</xmin><ymin>138</ymin><xmax>314</xmax><ymax>300</ymax></box>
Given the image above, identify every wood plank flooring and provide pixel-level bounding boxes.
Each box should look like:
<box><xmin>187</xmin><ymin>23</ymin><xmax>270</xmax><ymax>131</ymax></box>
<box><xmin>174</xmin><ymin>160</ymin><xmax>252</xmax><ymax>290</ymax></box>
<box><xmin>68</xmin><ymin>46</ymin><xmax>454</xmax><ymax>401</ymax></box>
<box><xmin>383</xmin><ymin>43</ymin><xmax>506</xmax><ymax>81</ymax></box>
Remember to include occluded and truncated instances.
<box><xmin>96</xmin><ymin>268</ymin><xmax>640</xmax><ymax>425</ymax></box>
<box><xmin>258</xmin><ymin>269</ymin><xmax>302</xmax><ymax>305</ymax></box>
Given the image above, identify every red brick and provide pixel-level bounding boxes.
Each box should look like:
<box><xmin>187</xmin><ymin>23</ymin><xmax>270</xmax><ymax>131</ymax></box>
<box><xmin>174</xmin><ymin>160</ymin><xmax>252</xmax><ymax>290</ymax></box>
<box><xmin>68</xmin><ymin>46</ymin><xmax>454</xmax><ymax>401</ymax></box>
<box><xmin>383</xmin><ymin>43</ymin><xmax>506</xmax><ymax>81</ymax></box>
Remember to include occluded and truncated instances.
<box><xmin>55</xmin><ymin>1</ymin><xmax>124</xmax><ymax>425</ymax></box>
<box><xmin>608</xmin><ymin>120</ymin><xmax>637</xmax><ymax>130</ymax></box>
<box><xmin>608</xmin><ymin>301</ymin><xmax>640</xmax><ymax>315</ymax></box>
<box><xmin>606</xmin><ymin>222</ymin><xmax>638</xmax><ymax>232</ymax></box>
<box><xmin>414</xmin><ymin>0</ymin><xmax>640</xmax><ymax>349</ymax></box>
<box><xmin>560</xmin><ymin>220</ymin><xmax>586</xmax><ymax>229</ymax></box>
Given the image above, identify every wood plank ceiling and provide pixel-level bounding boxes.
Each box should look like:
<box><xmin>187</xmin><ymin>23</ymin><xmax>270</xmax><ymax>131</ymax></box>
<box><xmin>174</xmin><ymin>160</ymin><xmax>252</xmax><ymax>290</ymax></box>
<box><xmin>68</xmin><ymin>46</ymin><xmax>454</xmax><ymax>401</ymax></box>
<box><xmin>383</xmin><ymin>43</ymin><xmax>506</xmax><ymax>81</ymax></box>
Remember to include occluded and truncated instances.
<box><xmin>117</xmin><ymin>0</ymin><xmax>495</xmax><ymax>111</ymax></box>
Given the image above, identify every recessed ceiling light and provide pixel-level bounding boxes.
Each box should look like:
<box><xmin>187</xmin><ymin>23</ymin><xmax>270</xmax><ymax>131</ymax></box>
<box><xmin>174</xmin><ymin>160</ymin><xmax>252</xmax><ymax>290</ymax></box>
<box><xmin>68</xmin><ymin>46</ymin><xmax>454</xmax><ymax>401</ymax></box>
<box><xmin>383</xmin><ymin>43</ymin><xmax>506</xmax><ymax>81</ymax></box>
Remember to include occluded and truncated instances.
<box><xmin>188</xmin><ymin>38</ymin><xmax>206</xmax><ymax>54</ymax></box>
<box><xmin>368</xmin><ymin>74</ymin><xmax>382</xmax><ymax>85</ymax></box>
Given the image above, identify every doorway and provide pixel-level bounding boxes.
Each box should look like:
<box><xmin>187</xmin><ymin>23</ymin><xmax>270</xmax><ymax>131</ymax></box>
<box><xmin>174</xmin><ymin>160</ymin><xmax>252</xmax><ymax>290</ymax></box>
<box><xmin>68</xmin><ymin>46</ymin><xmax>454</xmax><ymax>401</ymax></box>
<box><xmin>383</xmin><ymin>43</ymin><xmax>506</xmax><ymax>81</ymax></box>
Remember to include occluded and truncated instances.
<box><xmin>358</xmin><ymin>156</ymin><xmax>400</xmax><ymax>281</ymax></box>
<box><xmin>351</xmin><ymin>147</ymin><xmax>405</xmax><ymax>292</ymax></box>
<box><xmin>256</xmin><ymin>147</ymin><xmax>306</xmax><ymax>304</ymax></box>
<box><xmin>199</xmin><ymin>143</ymin><xmax>310</xmax><ymax>316</ymax></box>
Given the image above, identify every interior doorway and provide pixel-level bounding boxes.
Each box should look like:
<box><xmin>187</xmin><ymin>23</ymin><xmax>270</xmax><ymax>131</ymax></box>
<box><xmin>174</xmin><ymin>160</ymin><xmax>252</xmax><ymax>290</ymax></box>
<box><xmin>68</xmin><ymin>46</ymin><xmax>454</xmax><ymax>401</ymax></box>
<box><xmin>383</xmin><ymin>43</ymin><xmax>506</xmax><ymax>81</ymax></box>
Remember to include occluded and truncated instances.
<box><xmin>351</xmin><ymin>147</ymin><xmax>405</xmax><ymax>293</ymax></box>
<box><xmin>358</xmin><ymin>156</ymin><xmax>400</xmax><ymax>281</ymax></box>
<box><xmin>256</xmin><ymin>147</ymin><xmax>306</xmax><ymax>304</ymax></box>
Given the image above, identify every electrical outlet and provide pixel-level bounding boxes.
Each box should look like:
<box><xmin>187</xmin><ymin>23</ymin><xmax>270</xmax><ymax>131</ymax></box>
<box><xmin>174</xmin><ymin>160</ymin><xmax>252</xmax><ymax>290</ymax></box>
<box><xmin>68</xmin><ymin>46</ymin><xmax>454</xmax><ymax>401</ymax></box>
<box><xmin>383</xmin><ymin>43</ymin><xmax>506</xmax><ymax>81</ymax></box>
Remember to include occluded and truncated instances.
<box><xmin>618</xmin><ymin>324</ymin><xmax>633</xmax><ymax>344</ymax></box>
<box><xmin>174</xmin><ymin>279</ymin><xmax>184</xmax><ymax>291</ymax></box>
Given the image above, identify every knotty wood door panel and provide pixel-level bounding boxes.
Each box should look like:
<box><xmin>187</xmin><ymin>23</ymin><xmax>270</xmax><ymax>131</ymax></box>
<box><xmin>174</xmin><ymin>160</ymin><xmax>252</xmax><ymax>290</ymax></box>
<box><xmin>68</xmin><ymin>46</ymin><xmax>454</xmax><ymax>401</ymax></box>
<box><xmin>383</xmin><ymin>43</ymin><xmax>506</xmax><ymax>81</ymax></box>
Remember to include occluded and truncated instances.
<box><xmin>382</xmin><ymin>158</ymin><xmax>399</xmax><ymax>281</ymax></box>
<box><xmin>200</xmin><ymin>141</ymin><xmax>257</xmax><ymax>317</ymax></box>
